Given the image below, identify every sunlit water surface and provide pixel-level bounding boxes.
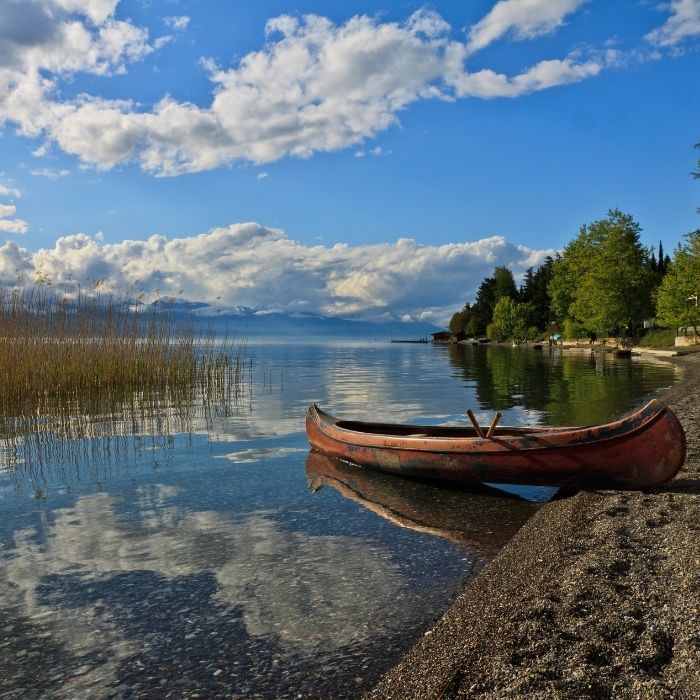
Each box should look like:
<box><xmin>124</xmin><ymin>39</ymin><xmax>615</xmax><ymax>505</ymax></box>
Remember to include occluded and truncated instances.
<box><xmin>0</xmin><ymin>343</ymin><xmax>682</xmax><ymax>698</ymax></box>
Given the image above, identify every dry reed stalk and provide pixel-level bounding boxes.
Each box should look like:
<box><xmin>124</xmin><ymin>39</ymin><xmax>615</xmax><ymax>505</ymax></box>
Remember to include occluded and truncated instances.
<box><xmin>0</xmin><ymin>286</ymin><xmax>247</xmax><ymax>416</ymax></box>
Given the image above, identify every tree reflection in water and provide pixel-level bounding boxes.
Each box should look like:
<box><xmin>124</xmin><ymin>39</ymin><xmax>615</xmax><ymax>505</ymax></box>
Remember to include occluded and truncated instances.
<box><xmin>446</xmin><ymin>344</ymin><xmax>680</xmax><ymax>427</ymax></box>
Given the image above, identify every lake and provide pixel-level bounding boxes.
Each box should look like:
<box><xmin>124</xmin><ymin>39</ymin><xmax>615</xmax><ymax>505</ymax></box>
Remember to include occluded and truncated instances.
<box><xmin>0</xmin><ymin>342</ymin><xmax>681</xmax><ymax>698</ymax></box>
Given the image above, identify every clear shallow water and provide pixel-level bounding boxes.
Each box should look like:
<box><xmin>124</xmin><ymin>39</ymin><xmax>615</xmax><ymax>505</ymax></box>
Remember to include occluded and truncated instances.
<box><xmin>0</xmin><ymin>343</ymin><xmax>682</xmax><ymax>698</ymax></box>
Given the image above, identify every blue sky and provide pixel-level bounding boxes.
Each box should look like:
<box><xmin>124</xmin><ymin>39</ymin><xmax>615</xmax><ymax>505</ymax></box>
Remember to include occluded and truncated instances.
<box><xmin>0</xmin><ymin>0</ymin><xmax>698</xmax><ymax>323</ymax></box>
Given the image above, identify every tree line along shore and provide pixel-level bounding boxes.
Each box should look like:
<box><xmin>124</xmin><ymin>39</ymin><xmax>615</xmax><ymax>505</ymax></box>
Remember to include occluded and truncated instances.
<box><xmin>449</xmin><ymin>209</ymin><xmax>699</xmax><ymax>348</ymax></box>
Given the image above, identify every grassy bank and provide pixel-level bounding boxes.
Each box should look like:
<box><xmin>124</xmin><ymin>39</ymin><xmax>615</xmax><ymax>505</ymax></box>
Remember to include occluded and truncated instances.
<box><xmin>637</xmin><ymin>328</ymin><xmax>677</xmax><ymax>348</ymax></box>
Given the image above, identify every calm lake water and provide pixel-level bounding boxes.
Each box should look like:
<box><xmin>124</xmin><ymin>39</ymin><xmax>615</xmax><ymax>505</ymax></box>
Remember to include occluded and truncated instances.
<box><xmin>0</xmin><ymin>342</ymin><xmax>682</xmax><ymax>698</ymax></box>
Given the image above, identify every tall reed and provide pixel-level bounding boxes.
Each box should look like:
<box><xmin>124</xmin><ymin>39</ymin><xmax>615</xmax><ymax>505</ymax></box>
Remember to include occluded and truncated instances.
<box><xmin>0</xmin><ymin>286</ymin><xmax>247</xmax><ymax>415</ymax></box>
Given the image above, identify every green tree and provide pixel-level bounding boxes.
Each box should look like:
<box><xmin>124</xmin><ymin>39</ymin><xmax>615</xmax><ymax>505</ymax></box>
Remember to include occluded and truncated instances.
<box><xmin>449</xmin><ymin>303</ymin><xmax>474</xmax><ymax>336</ymax></box>
<box><xmin>650</xmin><ymin>240</ymin><xmax>671</xmax><ymax>279</ymax></box>
<box><xmin>656</xmin><ymin>230</ymin><xmax>700</xmax><ymax>337</ymax></box>
<box><xmin>468</xmin><ymin>275</ymin><xmax>496</xmax><ymax>336</ymax></box>
<box><xmin>487</xmin><ymin>297</ymin><xmax>536</xmax><ymax>342</ymax></box>
<box><xmin>521</xmin><ymin>256</ymin><xmax>554</xmax><ymax>330</ymax></box>
<box><xmin>493</xmin><ymin>266</ymin><xmax>518</xmax><ymax>301</ymax></box>
<box><xmin>466</xmin><ymin>266</ymin><xmax>518</xmax><ymax>337</ymax></box>
<box><xmin>548</xmin><ymin>210</ymin><xmax>654</xmax><ymax>336</ymax></box>
<box><xmin>548</xmin><ymin>244</ymin><xmax>588</xmax><ymax>325</ymax></box>
<box><xmin>487</xmin><ymin>297</ymin><xmax>518</xmax><ymax>342</ymax></box>
<box><xmin>658</xmin><ymin>240</ymin><xmax>671</xmax><ymax>275</ymax></box>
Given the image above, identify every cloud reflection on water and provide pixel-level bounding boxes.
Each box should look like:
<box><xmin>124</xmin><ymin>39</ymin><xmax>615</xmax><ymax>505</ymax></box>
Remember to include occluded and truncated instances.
<box><xmin>1</xmin><ymin>483</ymin><xmax>417</xmax><ymax>693</ymax></box>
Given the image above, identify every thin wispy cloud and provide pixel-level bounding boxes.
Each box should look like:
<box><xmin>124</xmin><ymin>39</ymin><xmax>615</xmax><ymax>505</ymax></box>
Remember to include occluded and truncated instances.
<box><xmin>0</xmin><ymin>223</ymin><xmax>555</xmax><ymax>323</ymax></box>
<box><xmin>645</xmin><ymin>0</ymin><xmax>700</xmax><ymax>47</ymax></box>
<box><xmin>355</xmin><ymin>147</ymin><xmax>384</xmax><ymax>158</ymax></box>
<box><xmin>30</xmin><ymin>168</ymin><xmax>71</xmax><ymax>179</ymax></box>
<box><xmin>0</xmin><ymin>1</ymin><xmax>691</xmax><ymax>177</ymax></box>
<box><xmin>163</xmin><ymin>15</ymin><xmax>190</xmax><ymax>32</ymax></box>
<box><xmin>465</xmin><ymin>0</ymin><xmax>590</xmax><ymax>55</ymax></box>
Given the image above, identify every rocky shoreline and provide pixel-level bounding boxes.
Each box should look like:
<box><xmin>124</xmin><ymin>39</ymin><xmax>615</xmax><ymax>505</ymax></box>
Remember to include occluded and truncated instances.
<box><xmin>369</xmin><ymin>354</ymin><xmax>700</xmax><ymax>700</ymax></box>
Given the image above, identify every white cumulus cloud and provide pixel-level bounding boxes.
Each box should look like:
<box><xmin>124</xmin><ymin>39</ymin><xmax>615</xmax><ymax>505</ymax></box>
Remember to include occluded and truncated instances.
<box><xmin>0</xmin><ymin>222</ymin><xmax>554</xmax><ymax>323</ymax></box>
<box><xmin>0</xmin><ymin>184</ymin><xmax>21</xmax><ymax>198</ymax></box>
<box><xmin>0</xmin><ymin>3</ymin><xmax>620</xmax><ymax>176</ymax></box>
<box><xmin>0</xmin><ymin>204</ymin><xmax>29</xmax><ymax>235</ymax></box>
<box><xmin>0</xmin><ymin>2</ymin><xmax>692</xmax><ymax>177</ymax></box>
<box><xmin>0</xmin><ymin>0</ymin><xmax>153</xmax><ymax>140</ymax></box>
<box><xmin>54</xmin><ymin>0</ymin><xmax>120</xmax><ymax>25</ymax></box>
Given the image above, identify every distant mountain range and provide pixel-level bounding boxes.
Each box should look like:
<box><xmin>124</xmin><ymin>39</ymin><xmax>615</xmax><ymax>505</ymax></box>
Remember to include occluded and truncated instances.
<box><xmin>149</xmin><ymin>298</ymin><xmax>442</xmax><ymax>340</ymax></box>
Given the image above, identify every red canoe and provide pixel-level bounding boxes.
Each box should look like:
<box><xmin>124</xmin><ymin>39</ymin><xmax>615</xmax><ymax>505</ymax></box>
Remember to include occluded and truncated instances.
<box><xmin>305</xmin><ymin>399</ymin><xmax>686</xmax><ymax>489</ymax></box>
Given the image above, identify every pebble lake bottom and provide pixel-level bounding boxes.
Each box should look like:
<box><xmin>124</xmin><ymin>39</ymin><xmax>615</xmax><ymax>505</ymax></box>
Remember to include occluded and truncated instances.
<box><xmin>0</xmin><ymin>342</ymin><xmax>684</xmax><ymax>698</ymax></box>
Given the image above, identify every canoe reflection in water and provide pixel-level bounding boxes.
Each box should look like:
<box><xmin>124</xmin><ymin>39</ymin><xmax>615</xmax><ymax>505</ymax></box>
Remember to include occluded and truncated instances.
<box><xmin>306</xmin><ymin>451</ymin><xmax>539</xmax><ymax>555</ymax></box>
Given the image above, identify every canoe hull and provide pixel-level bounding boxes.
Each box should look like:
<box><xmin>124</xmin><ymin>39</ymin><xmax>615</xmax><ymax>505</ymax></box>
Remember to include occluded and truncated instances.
<box><xmin>305</xmin><ymin>401</ymin><xmax>686</xmax><ymax>488</ymax></box>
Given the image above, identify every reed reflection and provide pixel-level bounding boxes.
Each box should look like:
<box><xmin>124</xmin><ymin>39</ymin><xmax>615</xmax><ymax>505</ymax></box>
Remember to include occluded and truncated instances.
<box><xmin>0</xmin><ymin>376</ymin><xmax>253</xmax><ymax>494</ymax></box>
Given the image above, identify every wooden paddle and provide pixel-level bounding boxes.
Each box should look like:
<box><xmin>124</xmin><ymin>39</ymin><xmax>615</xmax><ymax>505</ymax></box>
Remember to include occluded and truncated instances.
<box><xmin>467</xmin><ymin>410</ymin><xmax>501</xmax><ymax>438</ymax></box>
<box><xmin>466</xmin><ymin>409</ymin><xmax>485</xmax><ymax>438</ymax></box>
<box><xmin>486</xmin><ymin>412</ymin><xmax>502</xmax><ymax>438</ymax></box>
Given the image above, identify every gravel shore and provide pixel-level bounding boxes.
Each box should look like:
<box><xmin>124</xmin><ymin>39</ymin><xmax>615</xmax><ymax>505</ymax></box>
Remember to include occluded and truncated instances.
<box><xmin>369</xmin><ymin>353</ymin><xmax>700</xmax><ymax>700</ymax></box>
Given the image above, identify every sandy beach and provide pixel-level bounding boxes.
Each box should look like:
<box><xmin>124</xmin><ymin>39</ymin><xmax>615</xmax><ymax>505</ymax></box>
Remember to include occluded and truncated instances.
<box><xmin>370</xmin><ymin>353</ymin><xmax>700</xmax><ymax>699</ymax></box>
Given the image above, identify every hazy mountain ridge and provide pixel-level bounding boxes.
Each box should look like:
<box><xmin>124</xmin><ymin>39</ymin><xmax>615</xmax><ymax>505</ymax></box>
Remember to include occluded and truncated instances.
<box><xmin>149</xmin><ymin>298</ymin><xmax>441</xmax><ymax>340</ymax></box>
